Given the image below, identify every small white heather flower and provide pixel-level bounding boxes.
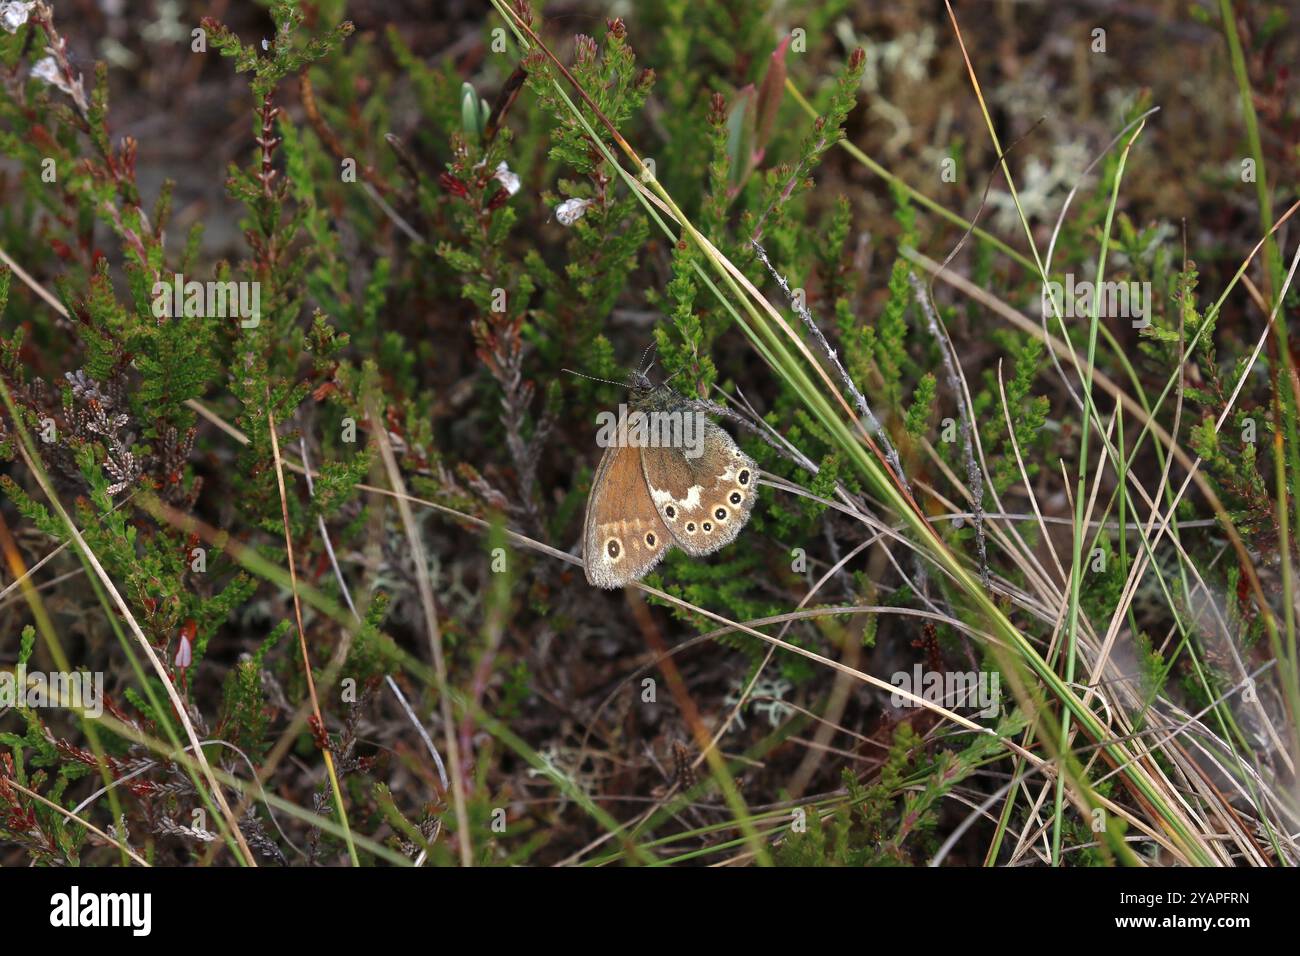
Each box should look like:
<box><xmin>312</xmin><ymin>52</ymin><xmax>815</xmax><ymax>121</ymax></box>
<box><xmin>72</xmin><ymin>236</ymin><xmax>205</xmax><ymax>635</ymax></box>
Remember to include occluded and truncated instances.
<box><xmin>31</xmin><ymin>51</ymin><xmax>87</xmax><ymax>110</ymax></box>
<box><xmin>32</xmin><ymin>55</ymin><xmax>64</xmax><ymax>89</ymax></box>
<box><xmin>0</xmin><ymin>1</ymin><xmax>33</xmax><ymax>33</ymax></box>
<box><xmin>555</xmin><ymin>197</ymin><xmax>592</xmax><ymax>226</ymax></box>
<box><xmin>493</xmin><ymin>162</ymin><xmax>520</xmax><ymax>196</ymax></box>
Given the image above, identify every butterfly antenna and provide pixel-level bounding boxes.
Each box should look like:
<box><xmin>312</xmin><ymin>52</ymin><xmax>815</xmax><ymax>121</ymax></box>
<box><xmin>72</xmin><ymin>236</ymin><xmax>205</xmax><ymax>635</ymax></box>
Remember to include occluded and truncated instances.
<box><xmin>561</xmin><ymin>368</ymin><xmax>628</xmax><ymax>388</ymax></box>
<box><xmin>637</xmin><ymin>342</ymin><xmax>658</xmax><ymax>377</ymax></box>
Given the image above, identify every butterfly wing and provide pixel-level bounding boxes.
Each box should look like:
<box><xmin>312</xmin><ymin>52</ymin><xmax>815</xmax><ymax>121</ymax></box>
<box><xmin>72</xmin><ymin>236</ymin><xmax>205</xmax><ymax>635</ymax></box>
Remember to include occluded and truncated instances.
<box><xmin>642</xmin><ymin>424</ymin><xmax>758</xmax><ymax>556</ymax></box>
<box><xmin>583</xmin><ymin>443</ymin><xmax>673</xmax><ymax>588</ymax></box>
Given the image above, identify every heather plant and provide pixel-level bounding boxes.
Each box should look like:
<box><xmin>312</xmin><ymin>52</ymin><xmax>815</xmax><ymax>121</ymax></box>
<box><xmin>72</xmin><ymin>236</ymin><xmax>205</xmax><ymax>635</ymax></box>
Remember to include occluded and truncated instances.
<box><xmin>0</xmin><ymin>0</ymin><xmax>1296</xmax><ymax>870</ymax></box>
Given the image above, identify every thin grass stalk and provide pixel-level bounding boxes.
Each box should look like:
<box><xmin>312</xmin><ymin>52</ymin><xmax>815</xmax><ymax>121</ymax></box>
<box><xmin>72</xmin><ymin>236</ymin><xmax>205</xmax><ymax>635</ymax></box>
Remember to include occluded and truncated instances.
<box><xmin>0</xmin><ymin>510</ymin><xmax>131</xmax><ymax>865</ymax></box>
<box><xmin>366</xmin><ymin>397</ymin><xmax>475</xmax><ymax>866</ymax></box>
<box><xmin>1053</xmin><ymin>118</ymin><xmax>1146</xmax><ymax>864</ymax></box>
<box><xmin>266</xmin><ymin>405</ymin><xmax>359</xmax><ymax>865</ymax></box>
<box><xmin>1219</xmin><ymin>0</ymin><xmax>1300</xmax><ymax>761</ymax></box>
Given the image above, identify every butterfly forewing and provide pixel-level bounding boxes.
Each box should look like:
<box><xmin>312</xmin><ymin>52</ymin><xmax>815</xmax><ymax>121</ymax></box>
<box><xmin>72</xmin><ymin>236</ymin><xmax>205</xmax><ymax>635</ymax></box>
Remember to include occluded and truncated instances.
<box><xmin>642</xmin><ymin>425</ymin><xmax>758</xmax><ymax>556</ymax></box>
<box><xmin>583</xmin><ymin>443</ymin><xmax>673</xmax><ymax>588</ymax></box>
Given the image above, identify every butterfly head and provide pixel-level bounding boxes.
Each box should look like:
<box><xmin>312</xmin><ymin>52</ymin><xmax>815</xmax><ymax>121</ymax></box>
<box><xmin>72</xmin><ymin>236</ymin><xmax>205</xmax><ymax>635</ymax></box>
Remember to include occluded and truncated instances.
<box><xmin>626</xmin><ymin>349</ymin><xmax>696</xmax><ymax>412</ymax></box>
<box><xmin>563</xmin><ymin>349</ymin><xmax>687</xmax><ymax>411</ymax></box>
<box><xmin>631</xmin><ymin>373</ymin><xmax>691</xmax><ymax>414</ymax></box>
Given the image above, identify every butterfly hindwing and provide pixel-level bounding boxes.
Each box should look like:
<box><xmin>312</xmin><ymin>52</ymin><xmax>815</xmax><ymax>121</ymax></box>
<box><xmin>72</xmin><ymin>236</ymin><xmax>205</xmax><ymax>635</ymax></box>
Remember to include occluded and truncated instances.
<box><xmin>642</xmin><ymin>424</ymin><xmax>758</xmax><ymax>557</ymax></box>
<box><xmin>583</xmin><ymin>443</ymin><xmax>673</xmax><ymax>588</ymax></box>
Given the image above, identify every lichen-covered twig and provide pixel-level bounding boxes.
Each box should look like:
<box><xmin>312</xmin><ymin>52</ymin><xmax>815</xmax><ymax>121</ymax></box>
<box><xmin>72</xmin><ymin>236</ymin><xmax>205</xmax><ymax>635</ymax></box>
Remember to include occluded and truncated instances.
<box><xmin>750</xmin><ymin>238</ymin><xmax>910</xmax><ymax>493</ymax></box>
<box><xmin>909</xmin><ymin>271</ymin><xmax>990</xmax><ymax>590</ymax></box>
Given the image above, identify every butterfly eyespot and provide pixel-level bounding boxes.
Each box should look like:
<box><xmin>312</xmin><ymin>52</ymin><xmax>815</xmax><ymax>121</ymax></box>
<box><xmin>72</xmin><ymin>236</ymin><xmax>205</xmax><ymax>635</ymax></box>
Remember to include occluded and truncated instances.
<box><xmin>729</xmin><ymin>491</ymin><xmax>742</xmax><ymax>504</ymax></box>
<box><xmin>686</xmin><ymin>522</ymin><xmax>696</xmax><ymax>533</ymax></box>
<box><xmin>714</xmin><ymin>507</ymin><xmax>727</xmax><ymax>521</ymax></box>
<box><xmin>702</xmin><ymin>522</ymin><xmax>712</xmax><ymax>532</ymax></box>
<box><xmin>665</xmin><ymin>505</ymin><xmax>676</xmax><ymax>518</ymax></box>
<box><xmin>738</xmin><ymin>469</ymin><xmax>750</xmax><ymax>485</ymax></box>
<box><xmin>606</xmin><ymin>539</ymin><xmax>621</xmax><ymax>559</ymax></box>
<box><xmin>645</xmin><ymin>532</ymin><xmax>656</xmax><ymax>547</ymax></box>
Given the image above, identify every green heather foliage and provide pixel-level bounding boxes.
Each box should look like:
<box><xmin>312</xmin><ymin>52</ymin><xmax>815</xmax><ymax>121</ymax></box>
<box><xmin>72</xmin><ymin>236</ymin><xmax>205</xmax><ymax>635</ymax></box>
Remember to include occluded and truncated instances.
<box><xmin>0</xmin><ymin>0</ymin><xmax>1297</xmax><ymax>868</ymax></box>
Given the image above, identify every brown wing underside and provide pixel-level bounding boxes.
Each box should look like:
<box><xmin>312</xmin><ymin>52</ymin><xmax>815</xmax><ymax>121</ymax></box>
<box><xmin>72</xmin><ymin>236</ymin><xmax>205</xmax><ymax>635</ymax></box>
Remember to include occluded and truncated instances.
<box><xmin>641</xmin><ymin>426</ymin><xmax>758</xmax><ymax>557</ymax></box>
<box><xmin>583</xmin><ymin>443</ymin><xmax>673</xmax><ymax>588</ymax></box>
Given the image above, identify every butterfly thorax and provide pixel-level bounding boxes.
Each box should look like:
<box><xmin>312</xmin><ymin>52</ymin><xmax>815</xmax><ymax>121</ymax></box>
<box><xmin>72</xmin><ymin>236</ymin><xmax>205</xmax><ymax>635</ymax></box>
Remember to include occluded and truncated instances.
<box><xmin>627</xmin><ymin>379</ymin><xmax>692</xmax><ymax>414</ymax></box>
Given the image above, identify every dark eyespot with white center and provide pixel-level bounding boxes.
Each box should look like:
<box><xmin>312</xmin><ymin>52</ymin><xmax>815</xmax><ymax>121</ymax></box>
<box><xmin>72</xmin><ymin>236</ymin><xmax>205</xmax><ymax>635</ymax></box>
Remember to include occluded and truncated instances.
<box><xmin>665</xmin><ymin>505</ymin><xmax>675</xmax><ymax>518</ymax></box>
<box><xmin>686</xmin><ymin>522</ymin><xmax>696</xmax><ymax>533</ymax></box>
<box><xmin>606</xmin><ymin>539</ymin><xmax>621</xmax><ymax>559</ymax></box>
<box><xmin>738</xmin><ymin>469</ymin><xmax>750</xmax><ymax>485</ymax></box>
<box><xmin>714</xmin><ymin>507</ymin><xmax>727</xmax><ymax>521</ymax></box>
<box><xmin>703</xmin><ymin>522</ymin><xmax>712</xmax><ymax>532</ymax></box>
<box><xmin>729</xmin><ymin>492</ymin><xmax>742</xmax><ymax>505</ymax></box>
<box><xmin>645</xmin><ymin>532</ymin><xmax>656</xmax><ymax>547</ymax></box>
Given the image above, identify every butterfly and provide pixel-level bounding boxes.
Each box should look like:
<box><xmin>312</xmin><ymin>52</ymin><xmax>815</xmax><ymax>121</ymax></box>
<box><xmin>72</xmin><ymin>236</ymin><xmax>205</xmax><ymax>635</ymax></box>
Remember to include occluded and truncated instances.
<box><xmin>582</xmin><ymin>370</ymin><xmax>758</xmax><ymax>588</ymax></box>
